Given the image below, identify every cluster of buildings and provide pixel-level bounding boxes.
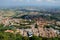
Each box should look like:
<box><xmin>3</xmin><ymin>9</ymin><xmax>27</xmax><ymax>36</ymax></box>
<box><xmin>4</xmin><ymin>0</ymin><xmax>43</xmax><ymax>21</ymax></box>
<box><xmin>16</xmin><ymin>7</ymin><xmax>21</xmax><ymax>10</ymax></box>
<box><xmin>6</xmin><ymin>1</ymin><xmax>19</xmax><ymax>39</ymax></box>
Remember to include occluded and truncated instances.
<box><xmin>0</xmin><ymin>16</ymin><xmax>21</xmax><ymax>26</ymax></box>
<box><xmin>36</xmin><ymin>18</ymin><xmax>60</xmax><ymax>37</ymax></box>
<box><xmin>0</xmin><ymin>16</ymin><xmax>60</xmax><ymax>38</ymax></box>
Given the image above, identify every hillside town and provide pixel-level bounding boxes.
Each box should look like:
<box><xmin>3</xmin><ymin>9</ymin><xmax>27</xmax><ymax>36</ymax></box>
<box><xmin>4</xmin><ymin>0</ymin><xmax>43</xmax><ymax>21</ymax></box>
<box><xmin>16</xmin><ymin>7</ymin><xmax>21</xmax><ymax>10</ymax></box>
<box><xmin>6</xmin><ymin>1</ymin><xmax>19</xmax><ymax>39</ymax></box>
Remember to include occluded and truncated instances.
<box><xmin>0</xmin><ymin>15</ymin><xmax>60</xmax><ymax>38</ymax></box>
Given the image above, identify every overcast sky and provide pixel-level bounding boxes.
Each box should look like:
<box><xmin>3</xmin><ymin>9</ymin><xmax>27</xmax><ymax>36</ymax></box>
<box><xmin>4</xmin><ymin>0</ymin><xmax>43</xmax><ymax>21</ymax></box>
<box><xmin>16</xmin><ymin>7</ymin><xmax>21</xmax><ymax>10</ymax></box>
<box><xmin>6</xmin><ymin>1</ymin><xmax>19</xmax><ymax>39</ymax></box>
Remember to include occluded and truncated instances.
<box><xmin>0</xmin><ymin>0</ymin><xmax>60</xmax><ymax>7</ymax></box>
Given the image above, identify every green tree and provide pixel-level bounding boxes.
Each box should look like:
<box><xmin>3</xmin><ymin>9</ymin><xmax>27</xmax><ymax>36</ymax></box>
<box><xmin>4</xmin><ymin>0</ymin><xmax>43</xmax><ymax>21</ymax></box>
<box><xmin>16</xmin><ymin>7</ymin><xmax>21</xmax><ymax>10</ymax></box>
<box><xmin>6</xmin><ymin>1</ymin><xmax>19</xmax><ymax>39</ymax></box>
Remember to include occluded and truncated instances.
<box><xmin>5</xmin><ymin>32</ymin><xmax>16</xmax><ymax>40</ymax></box>
<box><xmin>16</xmin><ymin>34</ymin><xmax>22</xmax><ymax>40</ymax></box>
<box><xmin>52</xmin><ymin>37</ymin><xmax>58</xmax><ymax>40</ymax></box>
<box><xmin>22</xmin><ymin>36</ymin><xmax>29</xmax><ymax>40</ymax></box>
<box><xmin>35</xmin><ymin>24</ymin><xmax>38</xmax><ymax>28</ymax></box>
<box><xmin>29</xmin><ymin>36</ymin><xmax>41</xmax><ymax>40</ymax></box>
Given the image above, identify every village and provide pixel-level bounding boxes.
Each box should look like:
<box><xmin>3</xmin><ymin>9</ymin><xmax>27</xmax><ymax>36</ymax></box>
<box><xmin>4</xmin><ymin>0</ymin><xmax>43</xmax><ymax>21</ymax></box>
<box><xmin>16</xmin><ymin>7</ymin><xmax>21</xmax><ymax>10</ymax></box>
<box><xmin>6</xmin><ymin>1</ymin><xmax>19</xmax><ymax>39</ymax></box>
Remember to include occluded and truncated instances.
<box><xmin>0</xmin><ymin>16</ymin><xmax>60</xmax><ymax>38</ymax></box>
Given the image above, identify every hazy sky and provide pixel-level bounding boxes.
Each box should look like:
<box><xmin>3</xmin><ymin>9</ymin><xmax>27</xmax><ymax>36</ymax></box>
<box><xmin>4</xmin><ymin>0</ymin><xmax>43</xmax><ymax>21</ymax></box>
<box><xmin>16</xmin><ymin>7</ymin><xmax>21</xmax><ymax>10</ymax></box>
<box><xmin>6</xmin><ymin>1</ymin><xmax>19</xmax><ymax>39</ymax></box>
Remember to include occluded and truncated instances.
<box><xmin>0</xmin><ymin>0</ymin><xmax>60</xmax><ymax>7</ymax></box>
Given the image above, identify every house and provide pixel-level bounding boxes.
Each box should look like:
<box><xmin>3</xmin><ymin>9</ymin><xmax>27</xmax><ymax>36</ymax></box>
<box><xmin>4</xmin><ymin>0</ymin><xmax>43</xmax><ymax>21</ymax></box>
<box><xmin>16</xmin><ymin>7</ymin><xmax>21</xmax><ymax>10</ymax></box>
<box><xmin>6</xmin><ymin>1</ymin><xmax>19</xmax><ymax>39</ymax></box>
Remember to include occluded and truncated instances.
<box><xmin>5</xmin><ymin>30</ymin><xmax>14</xmax><ymax>33</ymax></box>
